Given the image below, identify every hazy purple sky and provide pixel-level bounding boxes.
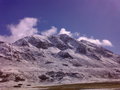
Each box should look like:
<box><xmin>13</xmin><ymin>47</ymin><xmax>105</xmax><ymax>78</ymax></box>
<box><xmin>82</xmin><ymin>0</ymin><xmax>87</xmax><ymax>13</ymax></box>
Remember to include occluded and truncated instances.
<box><xmin>0</xmin><ymin>0</ymin><xmax>120</xmax><ymax>54</ymax></box>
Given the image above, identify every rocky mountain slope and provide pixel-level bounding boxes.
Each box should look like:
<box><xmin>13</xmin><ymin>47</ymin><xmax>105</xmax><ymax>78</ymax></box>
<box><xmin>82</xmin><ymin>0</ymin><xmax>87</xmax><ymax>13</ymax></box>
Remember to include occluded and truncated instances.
<box><xmin>0</xmin><ymin>34</ymin><xmax>120</xmax><ymax>87</ymax></box>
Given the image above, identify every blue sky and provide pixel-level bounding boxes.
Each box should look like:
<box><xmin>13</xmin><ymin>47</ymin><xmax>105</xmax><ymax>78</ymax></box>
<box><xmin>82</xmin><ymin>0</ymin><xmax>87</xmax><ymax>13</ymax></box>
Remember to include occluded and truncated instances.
<box><xmin>0</xmin><ymin>0</ymin><xmax>120</xmax><ymax>54</ymax></box>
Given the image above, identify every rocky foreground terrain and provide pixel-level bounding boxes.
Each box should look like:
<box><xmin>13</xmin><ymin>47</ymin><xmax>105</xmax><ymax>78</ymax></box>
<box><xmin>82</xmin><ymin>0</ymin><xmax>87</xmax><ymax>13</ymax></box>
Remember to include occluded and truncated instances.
<box><xmin>0</xmin><ymin>34</ymin><xmax>120</xmax><ymax>87</ymax></box>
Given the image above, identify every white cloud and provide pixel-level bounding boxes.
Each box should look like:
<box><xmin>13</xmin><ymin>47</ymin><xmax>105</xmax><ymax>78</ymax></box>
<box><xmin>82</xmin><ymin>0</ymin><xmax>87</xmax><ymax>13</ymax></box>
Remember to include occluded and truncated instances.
<box><xmin>102</xmin><ymin>40</ymin><xmax>113</xmax><ymax>47</ymax></box>
<box><xmin>59</xmin><ymin>28</ymin><xmax>72</xmax><ymax>36</ymax></box>
<box><xmin>0</xmin><ymin>18</ymin><xmax>113</xmax><ymax>48</ymax></box>
<box><xmin>78</xmin><ymin>36</ymin><xmax>112</xmax><ymax>47</ymax></box>
<box><xmin>0</xmin><ymin>17</ymin><xmax>38</xmax><ymax>43</ymax></box>
<box><xmin>41</xmin><ymin>26</ymin><xmax>57</xmax><ymax>36</ymax></box>
<box><xmin>0</xmin><ymin>36</ymin><xmax>10</xmax><ymax>42</ymax></box>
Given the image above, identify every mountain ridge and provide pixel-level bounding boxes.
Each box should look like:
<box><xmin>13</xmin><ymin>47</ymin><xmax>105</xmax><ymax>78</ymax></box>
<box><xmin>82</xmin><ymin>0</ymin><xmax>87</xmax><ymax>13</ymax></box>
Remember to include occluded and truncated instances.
<box><xmin>0</xmin><ymin>34</ymin><xmax>120</xmax><ymax>87</ymax></box>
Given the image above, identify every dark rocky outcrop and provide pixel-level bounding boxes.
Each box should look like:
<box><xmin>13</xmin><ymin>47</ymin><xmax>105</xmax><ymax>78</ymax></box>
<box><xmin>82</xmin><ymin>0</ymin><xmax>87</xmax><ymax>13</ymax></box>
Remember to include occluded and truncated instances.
<box><xmin>58</xmin><ymin>51</ymin><xmax>73</xmax><ymax>59</ymax></box>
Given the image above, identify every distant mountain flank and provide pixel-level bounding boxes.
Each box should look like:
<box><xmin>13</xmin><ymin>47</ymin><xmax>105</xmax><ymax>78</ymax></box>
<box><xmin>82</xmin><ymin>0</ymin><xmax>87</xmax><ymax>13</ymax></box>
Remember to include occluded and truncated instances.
<box><xmin>0</xmin><ymin>34</ymin><xmax>120</xmax><ymax>87</ymax></box>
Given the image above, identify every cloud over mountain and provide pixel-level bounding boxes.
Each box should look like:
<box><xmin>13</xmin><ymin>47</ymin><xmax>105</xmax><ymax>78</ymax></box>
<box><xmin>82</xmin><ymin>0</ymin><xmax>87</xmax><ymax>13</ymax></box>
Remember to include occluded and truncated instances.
<box><xmin>41</xmin><ymin>26</ymin><xmax>57</xmax><ymax>36</ymax></box>
<box><xmin>59</xmin><ymin>28</ymin><xmax>72</xmax><ymax>36</ymax></box>
<box><xmin>0</xmin><ymin>17</ymin><xmax>113</xmax><ymax>47</ymax></box>
<box><xmin>77</xmin><ymin>36</ymin><xmax>112</xmax><ymax>47</ymax></box>
<box><xmin>0</xmin><ymin>17</ymin><xmax>38</xmax><ymax>42</ymax></box>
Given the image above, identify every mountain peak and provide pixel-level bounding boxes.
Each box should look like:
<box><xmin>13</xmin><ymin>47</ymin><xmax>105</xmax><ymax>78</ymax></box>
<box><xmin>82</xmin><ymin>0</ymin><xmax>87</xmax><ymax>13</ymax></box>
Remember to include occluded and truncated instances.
<box><xmin>13</xmin><ymin>34</ymin><xmax>114</xmax><ymax>57</ymax></box>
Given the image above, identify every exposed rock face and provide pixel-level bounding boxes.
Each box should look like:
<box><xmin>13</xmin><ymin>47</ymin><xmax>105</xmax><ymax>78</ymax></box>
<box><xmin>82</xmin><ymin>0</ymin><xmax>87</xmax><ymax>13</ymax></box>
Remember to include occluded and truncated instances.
<box><xmin>0</xmin><ymin>34</ymin><xmax>120</xmax><ymax>85</ymax></box>
<box><xmin>58</xmin><ymin>51</ymin><xmax>73</xmax><ymax>59</ymax></box>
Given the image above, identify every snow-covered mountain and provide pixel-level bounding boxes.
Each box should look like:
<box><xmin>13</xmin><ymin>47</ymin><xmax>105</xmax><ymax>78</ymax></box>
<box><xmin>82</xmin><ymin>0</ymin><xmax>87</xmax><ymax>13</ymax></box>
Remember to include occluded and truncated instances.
<box><xmin>0</xmin><ymin>34</ymin><xmax>120</xmax><ymax>87</ymax></box>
